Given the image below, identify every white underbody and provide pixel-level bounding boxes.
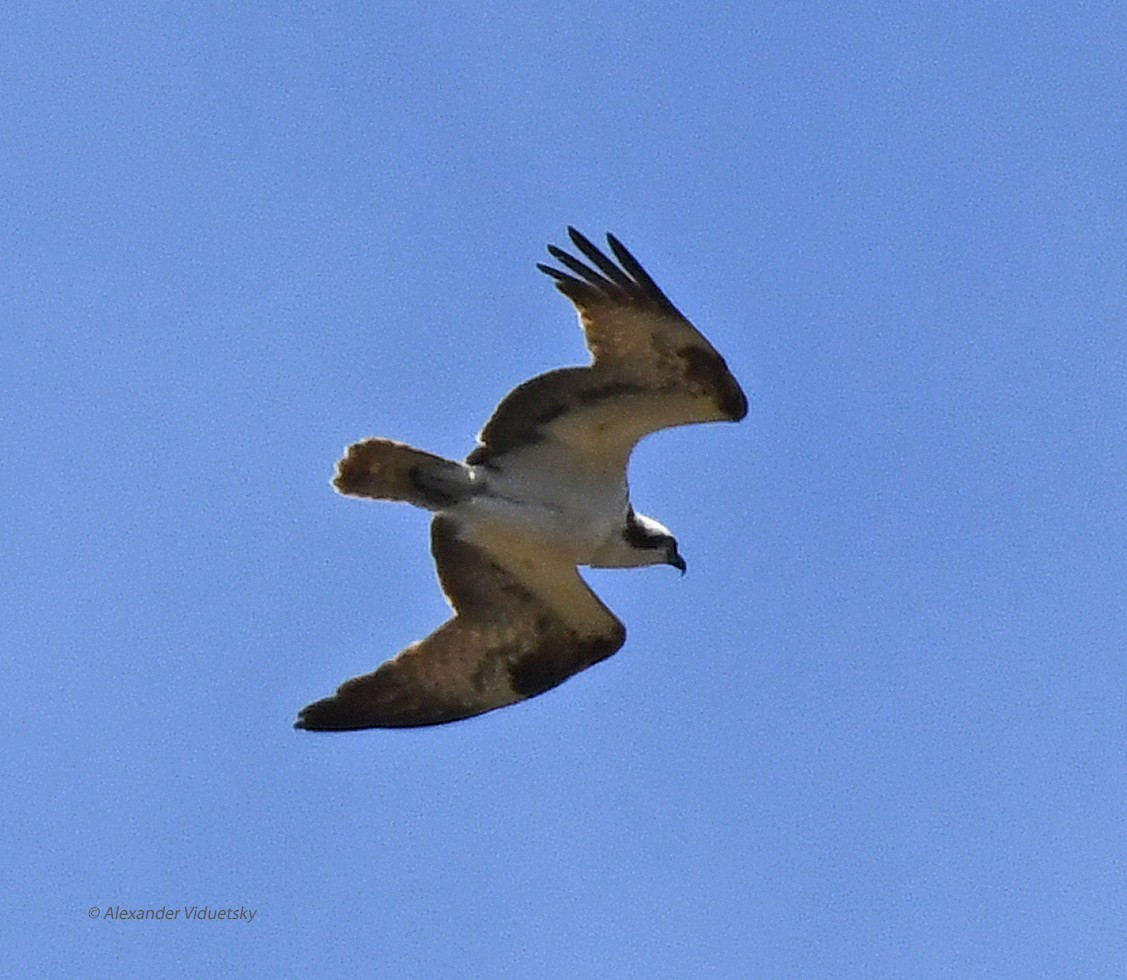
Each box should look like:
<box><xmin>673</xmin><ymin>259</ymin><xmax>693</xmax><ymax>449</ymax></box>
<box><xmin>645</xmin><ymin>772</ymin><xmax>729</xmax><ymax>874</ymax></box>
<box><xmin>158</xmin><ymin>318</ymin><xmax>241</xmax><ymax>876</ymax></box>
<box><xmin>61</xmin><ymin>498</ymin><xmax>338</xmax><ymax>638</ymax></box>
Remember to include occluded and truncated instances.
<box><xmin>463</xmin><ymin>445</ymin><xmax>627</xmax><ymax>559</ymax></box>
<box><xmin>443</xmin><ymin>439</ymin><xmax>654</xmax><ymax>570</ymax></box>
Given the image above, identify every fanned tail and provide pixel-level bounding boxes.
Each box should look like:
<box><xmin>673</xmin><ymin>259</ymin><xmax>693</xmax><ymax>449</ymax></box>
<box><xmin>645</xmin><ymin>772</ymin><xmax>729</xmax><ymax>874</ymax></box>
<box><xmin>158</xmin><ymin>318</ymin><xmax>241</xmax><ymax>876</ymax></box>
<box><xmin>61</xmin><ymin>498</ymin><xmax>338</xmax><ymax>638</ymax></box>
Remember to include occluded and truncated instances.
<box><xmin>332</xmin><ymin>438</ymin><xmax>474</xmax><ymax>511</ymax></box>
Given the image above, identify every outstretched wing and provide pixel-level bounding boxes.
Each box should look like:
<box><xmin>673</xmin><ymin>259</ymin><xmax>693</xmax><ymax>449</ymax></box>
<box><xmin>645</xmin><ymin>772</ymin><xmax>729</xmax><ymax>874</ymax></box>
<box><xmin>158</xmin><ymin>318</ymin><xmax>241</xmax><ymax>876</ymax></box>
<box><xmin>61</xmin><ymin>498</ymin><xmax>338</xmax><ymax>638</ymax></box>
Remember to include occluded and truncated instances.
<box><xmin>294</xmin><ymin>517</ymin><xmax>625</xmax><ymax>730</ymax></box>
<box><xmin>467</xmin><ymin>228</ymin><xmax>747</xmax><ymax>468</ymax></box>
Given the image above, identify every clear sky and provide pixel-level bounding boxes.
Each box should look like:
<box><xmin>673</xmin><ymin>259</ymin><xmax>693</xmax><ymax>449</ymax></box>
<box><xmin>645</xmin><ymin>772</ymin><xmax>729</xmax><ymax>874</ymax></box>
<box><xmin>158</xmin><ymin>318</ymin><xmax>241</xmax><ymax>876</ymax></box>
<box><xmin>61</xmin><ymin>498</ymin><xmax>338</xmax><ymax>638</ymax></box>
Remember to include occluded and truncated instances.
<box><xmin>5</xmin><ymin>3</ymin><xmax>1125</xmax><ymax>977</ymax></box>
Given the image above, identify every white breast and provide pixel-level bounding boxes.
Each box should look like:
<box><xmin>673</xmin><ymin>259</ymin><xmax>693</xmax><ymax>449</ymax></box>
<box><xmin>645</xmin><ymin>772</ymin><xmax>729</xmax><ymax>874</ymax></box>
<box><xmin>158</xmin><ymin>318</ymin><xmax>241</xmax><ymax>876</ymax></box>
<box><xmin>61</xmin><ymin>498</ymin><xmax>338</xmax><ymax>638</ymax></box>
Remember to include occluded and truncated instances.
<box><xmin>461</xmin><ymin>440</ymin><xmax>629</xmax><ymax>563</ymax></box>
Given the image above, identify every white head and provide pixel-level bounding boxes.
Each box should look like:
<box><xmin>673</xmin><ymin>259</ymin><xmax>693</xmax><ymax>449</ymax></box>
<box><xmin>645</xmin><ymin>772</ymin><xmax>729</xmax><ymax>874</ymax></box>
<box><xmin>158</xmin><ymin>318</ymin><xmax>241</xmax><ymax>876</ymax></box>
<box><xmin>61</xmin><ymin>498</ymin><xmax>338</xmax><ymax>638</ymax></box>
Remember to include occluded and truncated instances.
<box><xmin>589</xmin><ymin>509</ymin><xmax>686</xmax><ymax>573</ymax></box>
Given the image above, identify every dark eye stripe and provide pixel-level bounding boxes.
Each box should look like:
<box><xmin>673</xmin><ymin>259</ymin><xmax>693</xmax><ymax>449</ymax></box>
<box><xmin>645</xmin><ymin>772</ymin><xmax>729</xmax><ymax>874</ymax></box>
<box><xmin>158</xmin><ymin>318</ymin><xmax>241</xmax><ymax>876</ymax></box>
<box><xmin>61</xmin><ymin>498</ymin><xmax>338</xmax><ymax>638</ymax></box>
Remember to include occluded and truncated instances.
<box><xmin>622</xmin><ymin>510</ymin><xmax>668</xmax><ymax>550</ymax></box>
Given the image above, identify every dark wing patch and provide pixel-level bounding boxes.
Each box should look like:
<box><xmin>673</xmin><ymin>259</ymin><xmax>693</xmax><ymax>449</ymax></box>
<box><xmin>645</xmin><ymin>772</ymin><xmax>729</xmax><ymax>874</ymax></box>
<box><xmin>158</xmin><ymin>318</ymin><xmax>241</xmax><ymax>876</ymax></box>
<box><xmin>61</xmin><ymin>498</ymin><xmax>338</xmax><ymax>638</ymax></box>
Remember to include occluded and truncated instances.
<box><xmin>294</xmin><ymin>517</ymin><xmax>625</xmax><ymax>730</ymax></box>
<box><xmin>465</xmin><ymin>367</ymin><xmax>648</xmax><ymax>465</ymax></box>
<box><xmin>507</xmin><ymin>632</ymin><xmax>623</xmax><ymax>698</ymax></box>
<box><xmin>679</xmin><ymin>344</ymin><xmax>748</xmax><ymax>423</ymax></box>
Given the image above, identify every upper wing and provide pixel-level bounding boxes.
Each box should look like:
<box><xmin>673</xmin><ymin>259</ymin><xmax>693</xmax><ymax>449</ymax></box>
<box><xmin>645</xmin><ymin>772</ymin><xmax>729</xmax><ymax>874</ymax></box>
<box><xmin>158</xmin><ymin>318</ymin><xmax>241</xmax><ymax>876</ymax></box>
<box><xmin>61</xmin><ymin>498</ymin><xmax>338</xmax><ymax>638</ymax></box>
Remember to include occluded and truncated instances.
<box><xmin>294</xmin><ymin>517</ymin><xmax>625</xmax><ymax>730</ymax></box>
<box><xmin>466</xmin><ymin>229</ymin><xmax>747</xmax><ymax>468</ymax></box>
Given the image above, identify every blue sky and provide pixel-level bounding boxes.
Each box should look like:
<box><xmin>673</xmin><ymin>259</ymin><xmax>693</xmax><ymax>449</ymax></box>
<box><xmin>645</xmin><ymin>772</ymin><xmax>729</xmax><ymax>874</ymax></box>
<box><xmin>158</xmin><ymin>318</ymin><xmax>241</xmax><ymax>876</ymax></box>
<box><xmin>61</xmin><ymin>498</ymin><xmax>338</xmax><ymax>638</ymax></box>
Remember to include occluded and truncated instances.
<box><xmin>4</xmin><ymin>2</ymin><xmax>1125</xmax><ymax>977</ymax></box>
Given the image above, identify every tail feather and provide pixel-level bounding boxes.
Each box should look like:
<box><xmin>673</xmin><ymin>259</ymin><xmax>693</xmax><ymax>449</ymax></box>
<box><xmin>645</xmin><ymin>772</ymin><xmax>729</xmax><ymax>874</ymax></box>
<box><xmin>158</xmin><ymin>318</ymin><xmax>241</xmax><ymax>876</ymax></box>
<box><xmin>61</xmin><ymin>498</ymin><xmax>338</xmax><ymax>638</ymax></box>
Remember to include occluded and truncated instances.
<box><xmin>333</xmin><ymin>438</ymin><xmax>473</xmax><ymax>510</ymax></box>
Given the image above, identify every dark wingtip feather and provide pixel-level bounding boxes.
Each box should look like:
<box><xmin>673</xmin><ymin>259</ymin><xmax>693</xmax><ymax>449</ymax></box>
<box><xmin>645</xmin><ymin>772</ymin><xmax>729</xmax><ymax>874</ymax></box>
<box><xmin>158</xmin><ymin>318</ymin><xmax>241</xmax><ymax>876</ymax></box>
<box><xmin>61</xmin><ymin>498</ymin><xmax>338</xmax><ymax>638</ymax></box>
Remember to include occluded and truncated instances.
<box><xmin>536</xmin><ymin>262</ymin><xmax>563</xmax><ymax>279</ymax></box>
<box><xmin>293</xmin><ymin>697</ymin><xmax>357</xmax><ymax>731</ymax></box>
<box><xmin>537</xmin><ymin>227</ymin><xmax>684</xmax><ymax>319</ymax></box>
<box><xmin>566</xmin><ymin>225</ymin><xmax>598</xmax><ymax>254</ymax></box>
<box><xmin>293</xmin><ymin>693</ymin><xmax>402</xmax><ymax>732</ymax></box>
<box><xmin>605</xmin><ymin>232</ymin><xmax>671</xmax><ymax>301</ymax></box>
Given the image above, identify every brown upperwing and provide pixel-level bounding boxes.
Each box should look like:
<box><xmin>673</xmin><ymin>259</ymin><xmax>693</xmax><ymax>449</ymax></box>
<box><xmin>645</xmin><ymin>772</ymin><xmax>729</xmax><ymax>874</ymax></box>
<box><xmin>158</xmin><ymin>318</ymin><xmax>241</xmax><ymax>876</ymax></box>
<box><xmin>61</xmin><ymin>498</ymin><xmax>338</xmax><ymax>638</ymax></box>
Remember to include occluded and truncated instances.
<box><xmin>294</xmin><ymin>517</ymin><xmax>625</xmax><ymax>730</ymax></box>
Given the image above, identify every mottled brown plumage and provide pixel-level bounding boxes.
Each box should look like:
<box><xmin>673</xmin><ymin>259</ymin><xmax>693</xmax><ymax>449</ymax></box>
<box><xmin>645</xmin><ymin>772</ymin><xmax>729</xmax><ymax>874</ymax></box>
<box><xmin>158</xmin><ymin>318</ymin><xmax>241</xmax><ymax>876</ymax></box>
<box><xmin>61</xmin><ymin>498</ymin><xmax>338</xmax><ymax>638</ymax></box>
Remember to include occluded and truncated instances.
<box><xmin>295</xmin><ymin>518</ymin><xmax>624</xmax><ymax>729</ymax></box>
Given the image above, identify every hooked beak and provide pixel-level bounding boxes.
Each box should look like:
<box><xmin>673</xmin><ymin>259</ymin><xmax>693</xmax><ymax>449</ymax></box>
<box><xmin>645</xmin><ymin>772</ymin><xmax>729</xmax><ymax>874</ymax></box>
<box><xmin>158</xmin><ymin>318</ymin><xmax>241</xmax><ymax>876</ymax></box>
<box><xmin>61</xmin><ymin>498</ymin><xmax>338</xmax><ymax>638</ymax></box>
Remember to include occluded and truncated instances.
<box><xmin>669</xmin><ymin>552</ymin><xmax>687</xmax><ymax>576</ymax></box>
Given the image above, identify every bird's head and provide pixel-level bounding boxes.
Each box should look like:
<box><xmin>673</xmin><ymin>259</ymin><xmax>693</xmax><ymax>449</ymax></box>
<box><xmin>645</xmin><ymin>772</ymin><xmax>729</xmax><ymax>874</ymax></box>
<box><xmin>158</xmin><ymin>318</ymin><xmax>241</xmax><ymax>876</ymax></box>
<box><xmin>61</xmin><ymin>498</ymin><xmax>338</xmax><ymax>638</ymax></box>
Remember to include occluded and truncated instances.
<box><xmin>590</xmin><ymin>509</ymin><xmax>686</xmax><ymax>574</ymax></box>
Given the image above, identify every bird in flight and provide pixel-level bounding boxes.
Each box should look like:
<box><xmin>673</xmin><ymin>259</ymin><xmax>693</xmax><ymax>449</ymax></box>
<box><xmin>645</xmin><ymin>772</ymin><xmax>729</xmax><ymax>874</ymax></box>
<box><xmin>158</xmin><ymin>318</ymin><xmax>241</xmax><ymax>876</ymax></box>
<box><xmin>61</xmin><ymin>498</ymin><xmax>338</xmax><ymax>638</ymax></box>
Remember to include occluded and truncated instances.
<box><xmin>295</xmin><ymin>228</ymin><xmax>748</xmax><ymax>730</ymax></box>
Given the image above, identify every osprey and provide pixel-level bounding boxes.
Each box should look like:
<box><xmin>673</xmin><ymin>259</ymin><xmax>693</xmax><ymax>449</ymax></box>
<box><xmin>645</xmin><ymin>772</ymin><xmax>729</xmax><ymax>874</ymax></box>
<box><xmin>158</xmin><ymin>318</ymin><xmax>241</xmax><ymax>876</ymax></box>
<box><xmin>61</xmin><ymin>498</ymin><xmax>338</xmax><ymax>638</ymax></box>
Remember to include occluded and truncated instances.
<box><xmin>295</xmin><ymin>228</ymin><xmax>748</xmax><ymax>730</ymax></box>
